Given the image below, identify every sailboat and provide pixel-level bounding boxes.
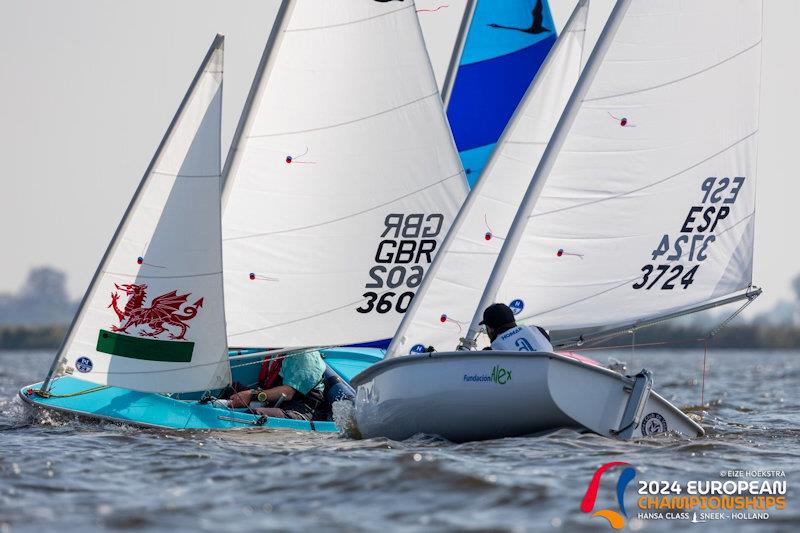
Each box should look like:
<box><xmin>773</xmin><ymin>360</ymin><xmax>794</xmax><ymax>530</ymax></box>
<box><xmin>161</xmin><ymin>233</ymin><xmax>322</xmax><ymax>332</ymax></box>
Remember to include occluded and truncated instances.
<box><xmin>18</xmin><ymin>35</ymin><xmax>248</xmax><ymax>426</ymax></box>
<box><xmin>20</xmin><ymin>0</ymin><xmax>469</xmax><ymax>430</ymax></box>
<box><xmin>352</xmin><ymin>0</ymin><xmax>762</xmax><ymax>442</ymax></box>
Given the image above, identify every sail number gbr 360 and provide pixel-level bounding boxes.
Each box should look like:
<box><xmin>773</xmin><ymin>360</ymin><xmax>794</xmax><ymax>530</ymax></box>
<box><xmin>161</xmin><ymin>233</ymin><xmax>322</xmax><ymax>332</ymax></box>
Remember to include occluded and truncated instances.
<box><xmin>357</xmin><ymin>213</ymin><xmax>443</xmax><ymax>314</ymax></box>
<box><xmin>633</xmin><ymin>176</ymin><xmax>746</xmax><ymax>290</ymax></box>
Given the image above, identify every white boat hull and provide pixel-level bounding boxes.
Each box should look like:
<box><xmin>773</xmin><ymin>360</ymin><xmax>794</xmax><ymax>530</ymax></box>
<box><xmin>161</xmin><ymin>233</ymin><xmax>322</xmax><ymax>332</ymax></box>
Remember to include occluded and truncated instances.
<box><xmin>350</xmin><ymin>351</ymin><xmax>703</xmax><ymax>442</ymax></box>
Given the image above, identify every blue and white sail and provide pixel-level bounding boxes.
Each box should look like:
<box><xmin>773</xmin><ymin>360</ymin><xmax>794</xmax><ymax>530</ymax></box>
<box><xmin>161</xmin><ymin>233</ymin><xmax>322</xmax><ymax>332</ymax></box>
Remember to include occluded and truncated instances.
<box><xmin>447</xmin><ymin>0</ymin><xmax>557</xmax><ymax>186</ymax></box>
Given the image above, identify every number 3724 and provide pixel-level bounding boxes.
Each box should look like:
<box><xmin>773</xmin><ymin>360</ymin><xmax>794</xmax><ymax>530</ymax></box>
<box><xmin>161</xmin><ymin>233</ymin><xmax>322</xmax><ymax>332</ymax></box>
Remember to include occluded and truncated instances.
<box><xmin>632</xmin><ymin>264</ymin><xmax>698</xmax><ymax>290</ymax></box>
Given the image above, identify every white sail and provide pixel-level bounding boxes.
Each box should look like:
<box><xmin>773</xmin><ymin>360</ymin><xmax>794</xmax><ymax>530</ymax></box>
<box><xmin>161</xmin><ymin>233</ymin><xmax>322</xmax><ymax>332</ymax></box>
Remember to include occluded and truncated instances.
<box><xmin>485</xmin><ymin>0</ymin><xmax>762</xmax><ymax>334</ymax></box>
<box><xmin>52</xmin><ymin>37</ymin><xmax>229</xmax><ymax>393</ymax></box>
<box><xmin>416</xmin><ymin>0</ymin><xmax>475</xmax><ymax>104</ymax></box>
<box><xmin>221</xmin><ymin>1</ymin><xmax>468</xmax><ymax>348</ymax></box>
<box><xmin>387</xmin><ymin>1</ymin><xmax>589</xmax><ymax>356</ymax></box>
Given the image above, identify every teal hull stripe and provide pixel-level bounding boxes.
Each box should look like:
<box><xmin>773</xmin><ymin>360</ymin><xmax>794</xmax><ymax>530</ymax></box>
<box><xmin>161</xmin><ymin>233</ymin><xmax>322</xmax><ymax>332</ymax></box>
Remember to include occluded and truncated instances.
<box><xmin>20</xmin><ymin>348</ymin><xmax>384</xmax><ymax>431</ymax></box>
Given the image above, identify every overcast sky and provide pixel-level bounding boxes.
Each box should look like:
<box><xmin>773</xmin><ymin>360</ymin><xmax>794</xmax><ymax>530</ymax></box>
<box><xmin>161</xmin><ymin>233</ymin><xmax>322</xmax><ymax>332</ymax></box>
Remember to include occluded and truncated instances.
<box><xmin>2</xmin><ymin>0</ymin><xmax>797</xmax><ymax>316</ymax></box>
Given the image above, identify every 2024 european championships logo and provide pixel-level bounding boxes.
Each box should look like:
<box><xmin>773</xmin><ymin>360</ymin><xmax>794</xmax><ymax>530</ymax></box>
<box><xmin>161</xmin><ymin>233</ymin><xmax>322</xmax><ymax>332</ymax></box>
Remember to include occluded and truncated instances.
<box><xmin>581</xmin><ymin>462</ymin><xmax>637</xmax><ymax>529</ymax></box>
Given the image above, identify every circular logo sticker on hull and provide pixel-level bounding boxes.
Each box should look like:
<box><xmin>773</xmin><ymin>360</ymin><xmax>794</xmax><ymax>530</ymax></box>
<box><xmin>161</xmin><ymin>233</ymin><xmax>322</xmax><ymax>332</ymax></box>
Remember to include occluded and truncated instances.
<box><xmin>410</xmin><ymin>344</ymin><xmax>426</xmax><ymax>354</ymax></box>
<box><xmin>509</xmin><ymin>299</ymin><xmax>524</xmax><ymax>315</ymax></box>
<box><xmin>75</xmin><ymin>357</ymin><xmax>93</xmax><ymax>373</ymax></box>
<box><xmin>641</xmin><ymin>412</ymin><xmax>667</xmax><ymax>436</ymax></box>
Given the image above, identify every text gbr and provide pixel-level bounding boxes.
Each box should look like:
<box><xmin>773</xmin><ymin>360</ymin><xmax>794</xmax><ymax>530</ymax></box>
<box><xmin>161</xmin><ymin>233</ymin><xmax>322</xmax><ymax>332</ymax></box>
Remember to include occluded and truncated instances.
<box><xmin>357</xmin><ymin>213</ymin><xmax>443</xmax><ymax>314</ymax></box>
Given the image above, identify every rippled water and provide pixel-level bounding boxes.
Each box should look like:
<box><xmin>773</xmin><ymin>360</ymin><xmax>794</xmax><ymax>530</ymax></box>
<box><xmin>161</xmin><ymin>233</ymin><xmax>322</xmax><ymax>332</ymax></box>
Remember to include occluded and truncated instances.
<box><xmin>1</xmin><ymin>349</ymin><xmax>798</xmax><ymax>532</ymax></box>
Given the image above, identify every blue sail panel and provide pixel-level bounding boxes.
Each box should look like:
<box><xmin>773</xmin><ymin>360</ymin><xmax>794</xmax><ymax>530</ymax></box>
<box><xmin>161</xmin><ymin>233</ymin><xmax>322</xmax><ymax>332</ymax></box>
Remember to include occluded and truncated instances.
<box><xmin>447</xmin><ymin>0</ymin><xmax>556</xmax><ymax>186</ymax></box>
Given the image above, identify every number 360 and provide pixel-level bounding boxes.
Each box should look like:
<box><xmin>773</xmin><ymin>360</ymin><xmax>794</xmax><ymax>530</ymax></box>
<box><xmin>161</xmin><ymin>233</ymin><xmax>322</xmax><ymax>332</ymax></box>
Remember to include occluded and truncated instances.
<box><xmin>356</xmin><ymin>291</ymin><xmax>414</xmax><ymax>314</ymax></box>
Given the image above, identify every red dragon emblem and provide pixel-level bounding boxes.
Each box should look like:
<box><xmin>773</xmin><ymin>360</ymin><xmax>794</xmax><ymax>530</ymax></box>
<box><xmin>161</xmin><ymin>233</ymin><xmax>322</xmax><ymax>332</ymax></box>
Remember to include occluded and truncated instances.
<box><xmin>108</xmin><ymin>283</ymin><xmax>203</xmax><ymax>340</ymax></box>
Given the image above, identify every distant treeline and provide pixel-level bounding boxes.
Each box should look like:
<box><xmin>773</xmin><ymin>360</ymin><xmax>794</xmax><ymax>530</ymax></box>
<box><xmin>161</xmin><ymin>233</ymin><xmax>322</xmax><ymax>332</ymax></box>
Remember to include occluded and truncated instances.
<box><xmin>554</xmin><ymin>323</ymin><xmax>800</xmax><ymax>350</ymax></box>
<box><xmin>2</xmin><ymin>322</ymin><xmax>798</xmax><ymax>351</ymax></box>
<box><xmin>0</xmin><ymin>324</ymin><xmax>66</xmax><ymax>350</ymax></box>
<box><xmin>0</xmin><ymin>266</ymin><xmax>77</xmax><ymax>326</ymax></box>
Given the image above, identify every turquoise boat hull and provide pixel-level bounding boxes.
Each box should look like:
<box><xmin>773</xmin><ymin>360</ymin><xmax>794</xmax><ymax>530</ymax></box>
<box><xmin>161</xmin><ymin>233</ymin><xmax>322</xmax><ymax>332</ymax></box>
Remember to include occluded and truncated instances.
<box><xmin>19</xmin><ymin>348</ymin><xmax>383</xmax><ymax>431</ymax></box>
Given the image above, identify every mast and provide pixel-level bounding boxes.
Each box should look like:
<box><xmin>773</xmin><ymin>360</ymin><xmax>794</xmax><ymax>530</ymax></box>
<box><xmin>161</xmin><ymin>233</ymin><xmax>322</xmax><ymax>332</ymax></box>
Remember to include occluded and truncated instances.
<box><xmin>386</xmin><ymin>0</ymin><xmax>589</xmax><ymax>358</ymax></box>
<box><xmin>460</xmin><ymin>0</ymin><xmax>633</xmax><ymax>348</ymax></box>
<box><xmin>40</xmin><ymin>35</ymin><xmax>226</xmax><ymax>393</ymax></box>
<box><xmin>221</xmin><ymin>0</ymin><xmax>295</xmax><ymax>208</ymax></box>
<box><xmin>439</xmin><ymin>0</ymin><xmax>476</xmax><ymax>108</ymax></box>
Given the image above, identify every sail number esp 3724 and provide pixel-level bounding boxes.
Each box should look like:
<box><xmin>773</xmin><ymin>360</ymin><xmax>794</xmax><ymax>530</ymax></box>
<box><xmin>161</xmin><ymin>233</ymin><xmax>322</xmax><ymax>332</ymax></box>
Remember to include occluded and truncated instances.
<box><xmin>357</xmin><ymin>213</ymin><xmax>443</xmax><ymax>314</ymax></box>
<box><xmin>633</xmin><ymin>177</ymin><xmax>745</xmax><ymax>291</ymax></box>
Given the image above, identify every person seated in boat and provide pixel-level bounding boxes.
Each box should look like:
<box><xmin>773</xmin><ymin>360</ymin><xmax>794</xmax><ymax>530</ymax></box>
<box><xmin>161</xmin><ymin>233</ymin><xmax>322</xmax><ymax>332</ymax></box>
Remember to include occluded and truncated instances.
<box><xmin>480</xmin><ymin>303</ymin><xmax>553</xmax><ymax>352</ymax></box>
<box><xmin>227</xmin><ymin>349</ymin><xmax>328</xmax><ymax>421</ymax></box>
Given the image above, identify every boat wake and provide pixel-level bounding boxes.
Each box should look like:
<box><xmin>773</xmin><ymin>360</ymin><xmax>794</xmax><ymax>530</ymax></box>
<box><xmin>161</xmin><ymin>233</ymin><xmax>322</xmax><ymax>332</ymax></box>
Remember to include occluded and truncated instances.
<box><xmin>331</xmin><ymin>399</ymin><xmax>359</xmax><ymax>438</ymax></box>
<box><xmin>0</xmin><ymin>395</ymin><xmax>34</xmax><ymax>430</ymax></box>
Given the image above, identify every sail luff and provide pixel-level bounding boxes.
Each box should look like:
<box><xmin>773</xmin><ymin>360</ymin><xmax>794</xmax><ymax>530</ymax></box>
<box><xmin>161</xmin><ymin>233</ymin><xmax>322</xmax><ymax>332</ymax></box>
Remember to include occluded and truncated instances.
<box><xmin>439</xmin><ymin>0</ymin><xmax>476</xmax><ymax>108</ymax></box>
<box><xmin>40</xmin><ymin>35</ymin><xmax>226</xmax><ymax>393</ymax></box>
<box><xmin>221</xmin><ymin>0</ymin><xmax>295</xmax><ymax>210</ymax></box>
<box><xmin>386</xmin><ymin>0</ymin><xmax>589</xmax><ymax>358</ymax></box>
<box><xmin>462</xmin><ymin>0</ymin><xmax>633</xmax><ymax>346</ymax></box>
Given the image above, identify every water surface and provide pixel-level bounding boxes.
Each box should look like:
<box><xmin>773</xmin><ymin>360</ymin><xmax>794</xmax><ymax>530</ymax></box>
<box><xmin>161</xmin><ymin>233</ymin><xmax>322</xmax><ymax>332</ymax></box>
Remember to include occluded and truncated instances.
<box><xmin>1</xmin><ymin>349</ymin><xmax>798</xmax><ymax>531</ymax></box>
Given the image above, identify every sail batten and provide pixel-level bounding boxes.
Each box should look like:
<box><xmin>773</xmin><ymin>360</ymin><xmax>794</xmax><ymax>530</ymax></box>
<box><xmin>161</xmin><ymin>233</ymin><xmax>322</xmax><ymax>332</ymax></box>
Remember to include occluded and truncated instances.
<box><xmin>529</xmin><ymin>132</ymin><xmax>759</xmax><ymax>220</ymax></box>
<box><xmin>101</xmin><ymin>271</ymin><xmax>222</xmax><ymax>280</ymax></box>
<box><xmin>285</xmin><ymin>5</ymin><xmax>414</xmax><ymax>32</ymax></box>
<box><xmin>583</xmin><ymin>41</ymin><xmax>762</xmax><ymax>103</ymax></box>
<box><xmin>223</xmin><ymin>172</ymin><xmax>464</xmax><ymax>242</ymax></box>
<box><xmin>246</xmin><ymin>93</ymin><xmax>441</xmax><ymax>138</ymax></box>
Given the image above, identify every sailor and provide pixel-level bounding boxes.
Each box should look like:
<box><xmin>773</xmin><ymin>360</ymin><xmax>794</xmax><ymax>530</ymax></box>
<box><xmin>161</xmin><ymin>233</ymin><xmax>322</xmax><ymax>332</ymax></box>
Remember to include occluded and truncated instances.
<box><xmin>480</xmin><ymin>303</ymin><xmax>553</xmax><ymax>352</ymax></box>
<box><xmin>227</xmin><ymin>349</ymin><xmax>328</xmax><ymax>421</ymax></box>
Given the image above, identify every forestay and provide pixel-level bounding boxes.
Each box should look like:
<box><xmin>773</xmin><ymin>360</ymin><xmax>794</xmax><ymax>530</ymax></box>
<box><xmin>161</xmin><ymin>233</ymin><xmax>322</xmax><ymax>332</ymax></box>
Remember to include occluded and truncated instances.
<box><xmin>48</xmin><ymin>37</ymin><xmax>229</xmax><ymax>393</ymax></box>
<box><xmin>222</xmin><ymin>1</ymin><xmax>468</xmax><ymax>348</ymax></box>
<box><xmin>489</xmin><ymin>0</ymin><xmax>762</xmax><ymax>332</ymax></box>
<box><xmin>388</xmin><ymin>1</ymin><xmax>589</xmax><ymax>356</ymax></box>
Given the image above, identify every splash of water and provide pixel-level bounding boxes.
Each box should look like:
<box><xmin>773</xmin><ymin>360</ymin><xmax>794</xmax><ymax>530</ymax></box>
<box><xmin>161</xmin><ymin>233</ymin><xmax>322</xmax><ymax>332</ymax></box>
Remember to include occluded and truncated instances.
<box><xmin>331</xmin><ymin>399</ymin><xmax>361</xmax><ymax>439</ymax></box>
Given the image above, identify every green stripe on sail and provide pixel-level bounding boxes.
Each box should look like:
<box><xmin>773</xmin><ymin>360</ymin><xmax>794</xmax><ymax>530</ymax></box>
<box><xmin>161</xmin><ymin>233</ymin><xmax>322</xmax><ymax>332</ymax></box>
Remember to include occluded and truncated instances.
<box><xmin>96</xmin><ymin>329</ymin><xmax>194</xmax><ymax>362</ymax></box>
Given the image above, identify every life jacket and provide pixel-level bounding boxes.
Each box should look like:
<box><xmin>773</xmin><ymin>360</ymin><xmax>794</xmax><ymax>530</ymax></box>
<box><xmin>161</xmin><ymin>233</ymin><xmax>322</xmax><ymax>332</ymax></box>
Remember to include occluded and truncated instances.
<box><xmin>258</xmin><ymin>354</ymin><xmax>283</xmax><ymax>389</ymax></box>
<box><xmin>490</xmin><ymin>325</ymin><xmax>553</xmax><ymax>352</ymax></box>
